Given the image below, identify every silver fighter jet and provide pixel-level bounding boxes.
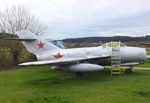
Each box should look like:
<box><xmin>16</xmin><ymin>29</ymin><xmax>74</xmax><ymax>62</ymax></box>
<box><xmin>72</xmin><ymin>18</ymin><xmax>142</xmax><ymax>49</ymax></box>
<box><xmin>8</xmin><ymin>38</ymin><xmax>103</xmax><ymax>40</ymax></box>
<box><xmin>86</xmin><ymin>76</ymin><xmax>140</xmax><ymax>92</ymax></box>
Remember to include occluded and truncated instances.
<box><xmin>13</xmin><ymin>30</ymin><xmax>150</xmax><ymax>75</ymax></box>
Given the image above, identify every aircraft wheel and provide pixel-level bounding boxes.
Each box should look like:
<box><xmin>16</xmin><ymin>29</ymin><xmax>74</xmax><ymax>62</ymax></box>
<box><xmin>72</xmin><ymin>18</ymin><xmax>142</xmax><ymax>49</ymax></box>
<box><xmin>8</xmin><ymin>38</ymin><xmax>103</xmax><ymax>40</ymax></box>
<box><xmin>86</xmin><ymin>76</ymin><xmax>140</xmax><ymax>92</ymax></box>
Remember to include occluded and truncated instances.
<box><xmin>125</xmin><ymin>65</ymin><xmax>133</xmax><ymax>73</ymax></box>
<box><xmin>125</xmin><ymin>69</ymin><xmax>132</xmax><ymax>73</ymax></box>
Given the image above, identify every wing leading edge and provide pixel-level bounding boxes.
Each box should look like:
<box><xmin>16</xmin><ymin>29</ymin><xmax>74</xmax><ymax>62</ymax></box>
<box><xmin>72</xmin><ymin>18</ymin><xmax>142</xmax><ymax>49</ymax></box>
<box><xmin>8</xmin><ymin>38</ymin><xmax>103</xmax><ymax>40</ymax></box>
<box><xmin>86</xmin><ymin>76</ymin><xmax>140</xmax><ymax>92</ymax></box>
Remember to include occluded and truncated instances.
<box><xmin>19</xmin><ymin>55</ymin><xmax>110</xmax><ymax>66</ymax></box>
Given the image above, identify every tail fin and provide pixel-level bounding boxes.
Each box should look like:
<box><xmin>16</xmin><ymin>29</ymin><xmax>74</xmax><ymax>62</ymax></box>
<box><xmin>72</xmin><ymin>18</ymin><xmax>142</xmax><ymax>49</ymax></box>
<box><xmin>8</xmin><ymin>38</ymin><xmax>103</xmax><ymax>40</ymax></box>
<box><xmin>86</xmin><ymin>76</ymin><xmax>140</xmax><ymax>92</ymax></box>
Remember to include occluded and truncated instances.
<box><xmin>16</xmin><ymin>30</ymin><xmax>60</xmax><ymax>54</ymax></box>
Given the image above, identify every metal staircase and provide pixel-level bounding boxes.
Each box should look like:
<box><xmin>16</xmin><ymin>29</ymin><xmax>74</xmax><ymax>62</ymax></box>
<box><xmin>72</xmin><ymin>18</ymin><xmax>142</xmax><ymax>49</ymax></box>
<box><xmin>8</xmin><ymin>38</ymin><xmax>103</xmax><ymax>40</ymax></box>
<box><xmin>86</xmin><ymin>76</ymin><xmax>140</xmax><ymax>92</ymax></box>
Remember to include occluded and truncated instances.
<box><xmin>111</xmin><ymin>41</ymin><xmax>121</xmax><ymax>76</ymax></box>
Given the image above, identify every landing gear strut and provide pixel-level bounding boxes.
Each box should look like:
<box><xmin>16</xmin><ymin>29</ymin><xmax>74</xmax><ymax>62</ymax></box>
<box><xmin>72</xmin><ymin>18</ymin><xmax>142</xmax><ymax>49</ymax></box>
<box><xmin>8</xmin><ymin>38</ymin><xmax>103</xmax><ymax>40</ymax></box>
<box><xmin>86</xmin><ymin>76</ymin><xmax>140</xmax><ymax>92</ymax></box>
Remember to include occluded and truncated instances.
<box><xmin>125</xmin><ymin>65</ymin><xmax>133</xmax><ymax>73</ymax></box>
<box><xmin>75</xmin><ymin>73</ymin><xmax>84</xmax><ymax>77</ymax></box>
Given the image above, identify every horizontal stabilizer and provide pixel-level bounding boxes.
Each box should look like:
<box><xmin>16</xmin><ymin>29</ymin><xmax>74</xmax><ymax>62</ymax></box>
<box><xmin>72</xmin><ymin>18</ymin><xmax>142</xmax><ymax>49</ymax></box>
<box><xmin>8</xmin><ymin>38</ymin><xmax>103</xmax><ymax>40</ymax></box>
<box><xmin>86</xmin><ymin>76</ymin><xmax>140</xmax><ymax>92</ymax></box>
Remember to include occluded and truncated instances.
<box><xmin>5</xmin><ymin>38</ymin><xmax>36</xmax><ymax>41</ymax></box>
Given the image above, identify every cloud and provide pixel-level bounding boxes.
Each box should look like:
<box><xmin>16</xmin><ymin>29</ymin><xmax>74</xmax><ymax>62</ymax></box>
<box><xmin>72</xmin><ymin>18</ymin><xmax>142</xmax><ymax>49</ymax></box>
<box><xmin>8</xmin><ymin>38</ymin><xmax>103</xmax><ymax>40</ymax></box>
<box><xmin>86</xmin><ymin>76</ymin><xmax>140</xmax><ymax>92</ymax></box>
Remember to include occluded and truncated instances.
<box><xmin>0</xmin><ymin>0</ymin><xmax>150</xmax><ymax>39</ymax></box>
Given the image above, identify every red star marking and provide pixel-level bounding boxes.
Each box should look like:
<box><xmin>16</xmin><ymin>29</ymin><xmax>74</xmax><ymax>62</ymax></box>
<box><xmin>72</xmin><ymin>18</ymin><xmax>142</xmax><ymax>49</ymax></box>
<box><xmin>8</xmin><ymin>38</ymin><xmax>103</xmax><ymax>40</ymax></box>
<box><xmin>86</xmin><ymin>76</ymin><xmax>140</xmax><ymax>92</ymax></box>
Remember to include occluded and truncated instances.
<box><xmin>53</xmin><ymin>52</ymin><xmax>63</xmax><ymax>59</ymax></box>
<box><xmin>38</xmin><ymin>41</ymin><xmax>44</xmax><ymax>49</ymax></box>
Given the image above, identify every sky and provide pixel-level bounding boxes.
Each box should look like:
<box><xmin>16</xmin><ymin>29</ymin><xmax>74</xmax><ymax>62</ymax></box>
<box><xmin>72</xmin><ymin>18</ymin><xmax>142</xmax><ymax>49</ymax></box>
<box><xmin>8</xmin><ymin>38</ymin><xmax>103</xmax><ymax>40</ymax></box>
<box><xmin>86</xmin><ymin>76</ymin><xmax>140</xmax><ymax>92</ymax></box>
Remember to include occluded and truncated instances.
<box><xmin>0</xmin><ymin>0</ymin><xmax>150</xmax><ymax>39</ymax></box>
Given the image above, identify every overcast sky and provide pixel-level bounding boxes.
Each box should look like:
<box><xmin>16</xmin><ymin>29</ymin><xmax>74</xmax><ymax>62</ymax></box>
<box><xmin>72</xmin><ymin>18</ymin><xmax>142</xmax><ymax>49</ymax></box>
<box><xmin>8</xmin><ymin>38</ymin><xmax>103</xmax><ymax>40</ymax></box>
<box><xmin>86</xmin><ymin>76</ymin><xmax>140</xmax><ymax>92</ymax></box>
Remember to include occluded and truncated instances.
<box><xmin>0</xmin><ymin>0</ymin><xmax>150</xmax><ymax>39</ymax></box>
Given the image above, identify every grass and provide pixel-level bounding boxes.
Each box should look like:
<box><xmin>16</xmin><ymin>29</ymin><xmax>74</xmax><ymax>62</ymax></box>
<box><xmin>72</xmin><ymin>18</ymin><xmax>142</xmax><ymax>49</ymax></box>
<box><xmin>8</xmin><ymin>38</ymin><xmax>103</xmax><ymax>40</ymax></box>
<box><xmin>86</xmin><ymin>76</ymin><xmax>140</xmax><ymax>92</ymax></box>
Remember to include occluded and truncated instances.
<box><xmin>138</xmin><ymin>60</ymin><xmax>150</xmax><ymax>67</ymax></box>
<box><xmin>0</xmin><ymin>65</ymin><xmax>150</xmax><ymax>103</ymax></box>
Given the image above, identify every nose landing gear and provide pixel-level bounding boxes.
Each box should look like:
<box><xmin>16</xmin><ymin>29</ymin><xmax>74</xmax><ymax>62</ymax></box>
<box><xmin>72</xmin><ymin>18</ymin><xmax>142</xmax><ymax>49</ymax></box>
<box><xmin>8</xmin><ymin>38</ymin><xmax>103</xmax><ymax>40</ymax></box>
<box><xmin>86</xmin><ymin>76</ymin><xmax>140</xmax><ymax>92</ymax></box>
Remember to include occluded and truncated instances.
<box><xmin>125</xmin><ymin>65</ymin><xmax>133</xmax><ymax>73</ymax></box>
<box><xmin>75</xmin><ymin>73</ymin><xmax>84</xmax><ymax>77</ymax></box>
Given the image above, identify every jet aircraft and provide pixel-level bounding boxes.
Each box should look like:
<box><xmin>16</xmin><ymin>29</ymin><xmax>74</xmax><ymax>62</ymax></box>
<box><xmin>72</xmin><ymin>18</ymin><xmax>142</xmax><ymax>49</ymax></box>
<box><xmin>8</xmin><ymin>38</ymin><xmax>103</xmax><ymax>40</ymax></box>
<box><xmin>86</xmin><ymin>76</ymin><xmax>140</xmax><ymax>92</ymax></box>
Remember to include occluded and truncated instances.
<box><xmin>9</xmin><ymin>30</ymin><xmax>150</xmax><ymax>76</ymax></box>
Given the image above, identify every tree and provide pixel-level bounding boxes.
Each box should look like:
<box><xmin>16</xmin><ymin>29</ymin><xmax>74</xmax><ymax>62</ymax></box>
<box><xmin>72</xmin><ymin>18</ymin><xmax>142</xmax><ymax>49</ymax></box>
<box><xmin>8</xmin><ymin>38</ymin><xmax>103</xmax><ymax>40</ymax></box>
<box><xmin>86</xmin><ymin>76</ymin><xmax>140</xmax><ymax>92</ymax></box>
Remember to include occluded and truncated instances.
<box><xmin>0</xmin><ymin>6</ymin><xmax>46</xmax><ymax>66</ymax></box>
<box><xmin>0</xmin><ymin>6</ymin><xmax>45</xmax><ymax>35</ymax></box>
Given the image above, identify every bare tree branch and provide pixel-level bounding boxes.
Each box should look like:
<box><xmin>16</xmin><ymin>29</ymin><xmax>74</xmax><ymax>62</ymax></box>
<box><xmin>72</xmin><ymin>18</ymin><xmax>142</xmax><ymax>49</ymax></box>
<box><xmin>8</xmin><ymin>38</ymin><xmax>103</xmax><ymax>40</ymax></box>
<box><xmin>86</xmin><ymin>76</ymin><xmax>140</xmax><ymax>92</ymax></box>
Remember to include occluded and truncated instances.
<box><xmin>0</xmin><ymin>5</ymin><xmax>45</xmax><ymax>66</ymax></box>
<box><xmin>0</xmin><ymin>5</ymin><xmax>46</xmax><ymax>35</ymax></box>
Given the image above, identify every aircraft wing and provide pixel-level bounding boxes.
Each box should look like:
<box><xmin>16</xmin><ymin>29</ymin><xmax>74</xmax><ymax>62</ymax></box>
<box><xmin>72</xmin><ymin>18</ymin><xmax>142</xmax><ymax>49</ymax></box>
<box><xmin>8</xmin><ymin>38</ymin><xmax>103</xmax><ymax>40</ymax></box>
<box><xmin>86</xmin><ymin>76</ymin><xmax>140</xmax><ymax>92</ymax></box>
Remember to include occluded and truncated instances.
<box><xmin>19</xmin><ymin>55</ymin><xmax>110</xmax><ymax>66</ymax></box>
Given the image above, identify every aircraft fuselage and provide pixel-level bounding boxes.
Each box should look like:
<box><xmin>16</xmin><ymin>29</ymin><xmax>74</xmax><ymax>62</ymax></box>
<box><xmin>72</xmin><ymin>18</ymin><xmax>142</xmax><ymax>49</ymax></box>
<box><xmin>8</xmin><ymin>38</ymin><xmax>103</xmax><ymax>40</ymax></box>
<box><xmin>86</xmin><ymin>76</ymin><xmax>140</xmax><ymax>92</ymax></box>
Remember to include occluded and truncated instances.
<box><xmin>36</xmin><ymin>46</ymin><xmax>147</xmax><ymax>66</ymax></box>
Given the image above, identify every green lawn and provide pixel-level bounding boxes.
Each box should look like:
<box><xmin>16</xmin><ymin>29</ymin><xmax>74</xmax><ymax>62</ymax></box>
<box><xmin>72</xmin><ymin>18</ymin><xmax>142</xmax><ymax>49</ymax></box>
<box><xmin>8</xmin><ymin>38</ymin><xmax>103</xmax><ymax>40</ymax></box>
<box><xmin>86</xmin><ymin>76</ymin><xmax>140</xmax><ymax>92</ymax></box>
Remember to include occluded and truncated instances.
<box><xmin>0</xmin><ymin>65</ymin><xmax>150</xmax><ymax>103</ymax></box>
<box><xmin>138</xmin><ymin>60</ymin><xmax>150</xmax><ymax>67</ymax></box>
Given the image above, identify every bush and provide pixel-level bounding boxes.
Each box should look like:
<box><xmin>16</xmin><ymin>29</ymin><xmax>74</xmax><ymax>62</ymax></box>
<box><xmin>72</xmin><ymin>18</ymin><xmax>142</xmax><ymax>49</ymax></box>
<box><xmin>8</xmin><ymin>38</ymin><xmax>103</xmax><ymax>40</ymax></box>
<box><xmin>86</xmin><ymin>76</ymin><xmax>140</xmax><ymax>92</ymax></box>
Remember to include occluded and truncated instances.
<box><xmin>0</xmin><ymin>49</ymin><xmax>13</xmax><ymax>69</ymax></box>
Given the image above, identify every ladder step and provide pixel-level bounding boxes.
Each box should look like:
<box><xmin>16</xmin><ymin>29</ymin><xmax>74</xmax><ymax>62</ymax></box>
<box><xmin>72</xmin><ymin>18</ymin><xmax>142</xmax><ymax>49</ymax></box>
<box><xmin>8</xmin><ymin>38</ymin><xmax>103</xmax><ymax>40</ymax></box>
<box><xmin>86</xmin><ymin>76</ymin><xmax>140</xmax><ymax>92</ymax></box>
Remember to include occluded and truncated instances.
<box><xmin>111</xmin><ymin>41</ymin><xmax>121</xmax><ymax>76</ymax></box>
<box><xmin>111</xmin><ymin>62</ymin><xmax>121</xmax><ymax>64</ymax></box>
<box><xmin>112</xmin><ymin>64</ymin><xmax>120</xmax><ymax>66</ymax></box>
<box><xmin>112</xmin><ymin>53</ymin><xmax>120</xmax><ymax>55</ymax></box>
<box><xmin>112</xmin><ymin>60</ymin><xmax>121</xmax><ymax>62</ymax></box>
<box><xmin>112</xmin><ymin>50</ymin><xmax>119</xmax><ymax>52</ymax></box>
<box><xmin>112</xmin><ymin>56</ymin><xmax>120</xmax><ymax>58</ymax></box>
<box><xmin>111</xmin><ymin>71</ymin><xmax>121</xmax><ymax>73</ymax></box>
<box><xmin>112</xmin><ymin>56</ymin><xmax>120</xmax><ymax>57</ymax></box>
<box><xmin>112</xmin><ymin>62</ymin><xmax>121</xmax><ymax>64</ymax></box>
<box><xmin>112</xmin><ymin>47</ymin><xmax>119</xmax><ymax>49</ymax></box>
<box><xmin>112</xmin><ymin>49</ymin><xmax>119</xmax><ymax>51</ymax></box>
<box><xmin>112</xmin><ymin>60</ymin><xmax>120</xmax><ymax>62</ymax></box>
<box><xmin>112</xmin><ymin>55</ymin><xmax>119</xmax><ymax>57</ymax></box>
<box><xmin>111</xmin><ymin>58</ymin><xmax>120</xmax><ymax>60</ymax></box>
<box><xmin>112</xmin><ymin>64</ymin><xmax>120</xmax><ymax>65</ymax></box>
<box><xmin>112</xmin><ymin>71</ymin><xmax>121</xmax><ymax>73</ymax></box>
<box><xmin>112</xmin><ymin>68</ymin><xmax>120</xmax><ymax>71</ymax></box>
<box><xmin>111</xmin><ymin>67</ymin><xmax>120</xmax><ymax>69</ymax></box>
<box><xmin>112</xmin><ymin>57</ymin><xmax>120</xmax><ymax>59</ymax></box>
<box><xmin>112</xmin><ymin>52</ymin><xmax>119</xmax><ymax>54</ymax></box>
<box><xmin>112</xmin><ymin>53</ymin><xmax>119</xmax><ymax>55</ymax></box>
<box><xmin>112</xmin><ymin>58</ymin><xmax>120</xmax><ymax>60</ymax></box>
<box><xmin>111</xmin><ymin>65</ymin><xmax>121</xmax><ymax>67</ymax></box>
<box><xmin>112</xmin><ymin>72</ymin><xmax>121</xmax><ymax>75</ymax></box>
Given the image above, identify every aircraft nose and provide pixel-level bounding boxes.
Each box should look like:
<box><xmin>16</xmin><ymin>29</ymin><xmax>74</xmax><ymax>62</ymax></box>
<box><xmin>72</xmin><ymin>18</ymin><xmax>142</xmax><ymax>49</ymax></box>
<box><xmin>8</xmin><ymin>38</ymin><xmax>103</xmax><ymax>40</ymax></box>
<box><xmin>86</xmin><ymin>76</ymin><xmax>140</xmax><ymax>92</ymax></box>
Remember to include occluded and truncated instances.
<box><xmin>121</xmin><ymin>47</ymin><xmax>147</xmax><ymax>63</ymax></box>
<box><xmin>147</xmin><ymin>55</ymin><xmax>150</xmax><ymax>60</ymax></box>
<box><xmin>138</xmin><ymin>48</ymin><xmax>147</xmax><ymax>61</ymax></box>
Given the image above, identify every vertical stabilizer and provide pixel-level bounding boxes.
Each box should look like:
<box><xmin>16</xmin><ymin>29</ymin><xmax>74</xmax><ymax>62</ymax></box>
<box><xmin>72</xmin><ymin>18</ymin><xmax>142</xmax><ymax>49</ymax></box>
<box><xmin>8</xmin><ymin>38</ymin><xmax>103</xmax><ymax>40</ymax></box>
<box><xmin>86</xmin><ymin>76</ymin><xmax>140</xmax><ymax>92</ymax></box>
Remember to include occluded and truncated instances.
<box><xmin>16</xmin><ymin>30</ymin><xmax>60</xmax><ymax>54</ymax></box>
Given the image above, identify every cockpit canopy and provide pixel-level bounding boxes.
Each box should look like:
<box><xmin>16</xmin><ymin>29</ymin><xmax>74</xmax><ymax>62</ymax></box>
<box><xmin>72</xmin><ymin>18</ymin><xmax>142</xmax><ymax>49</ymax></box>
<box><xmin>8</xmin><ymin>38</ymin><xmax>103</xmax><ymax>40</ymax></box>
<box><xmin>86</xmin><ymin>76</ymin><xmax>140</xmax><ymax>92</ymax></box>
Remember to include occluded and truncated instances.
<box><xmin>102</xmin><ymin>42</ymin><xmax>126</xmax><ymax>48</ymax></box>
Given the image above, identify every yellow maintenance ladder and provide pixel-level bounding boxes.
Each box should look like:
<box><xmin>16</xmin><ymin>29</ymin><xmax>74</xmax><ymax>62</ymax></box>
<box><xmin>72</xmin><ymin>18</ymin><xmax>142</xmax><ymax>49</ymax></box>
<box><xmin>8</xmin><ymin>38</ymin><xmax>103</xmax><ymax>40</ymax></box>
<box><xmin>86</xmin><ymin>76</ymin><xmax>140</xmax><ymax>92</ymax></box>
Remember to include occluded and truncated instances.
<box><xmin>111</xmin><ymin>41</ymin><xmax>121</xmax><ymax>76</ymax></box>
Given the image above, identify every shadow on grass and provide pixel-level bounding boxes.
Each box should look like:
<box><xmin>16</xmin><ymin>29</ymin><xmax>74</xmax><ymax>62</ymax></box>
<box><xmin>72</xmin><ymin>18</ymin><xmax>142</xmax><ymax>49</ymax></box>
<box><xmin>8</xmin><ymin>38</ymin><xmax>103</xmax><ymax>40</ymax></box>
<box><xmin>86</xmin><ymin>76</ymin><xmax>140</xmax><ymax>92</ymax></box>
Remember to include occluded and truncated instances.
<box><xmin>23</xmin><ymin>95</ymin><xmax>75</xmax><ymax>103</ymax></box>
<box><xmin>29</xmin><ymin>69</ymin><xmax>111</xmax><ymax>87</ymax></box>
<box><xmin>133</xmin><ymin>90</ymin><xmax>150</xmax><ymax>97</ymax></box>
<box><xmin>27</xmin><ymin>68</ymin><xmax>149</xmax><ymax>88</ymax></box>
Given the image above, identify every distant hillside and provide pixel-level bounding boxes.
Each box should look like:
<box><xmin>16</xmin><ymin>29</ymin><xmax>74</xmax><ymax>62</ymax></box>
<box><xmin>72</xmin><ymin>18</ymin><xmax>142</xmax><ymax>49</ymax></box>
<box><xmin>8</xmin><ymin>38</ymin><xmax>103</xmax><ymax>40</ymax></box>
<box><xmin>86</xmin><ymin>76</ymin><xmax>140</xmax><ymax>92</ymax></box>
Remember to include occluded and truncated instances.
<box><xmin>1</xmin><ymin>33</ymin><xmax>150</xmax><ymax>43</ymax></box>
<box><xmin>63</xmin><ymin>36</ymin><xmax>150</xmax><ymax>43</ymax></box>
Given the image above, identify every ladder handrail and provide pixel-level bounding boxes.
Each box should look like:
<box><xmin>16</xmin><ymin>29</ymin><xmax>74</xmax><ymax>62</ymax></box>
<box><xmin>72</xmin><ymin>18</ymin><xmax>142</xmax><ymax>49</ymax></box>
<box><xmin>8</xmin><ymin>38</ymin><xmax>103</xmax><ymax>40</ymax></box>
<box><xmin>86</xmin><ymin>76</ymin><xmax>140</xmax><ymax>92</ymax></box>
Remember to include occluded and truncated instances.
<box><xmin>111</xmin><ymin>41</ymin><xmax>121</xmax><ymax>76</ymax></box>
